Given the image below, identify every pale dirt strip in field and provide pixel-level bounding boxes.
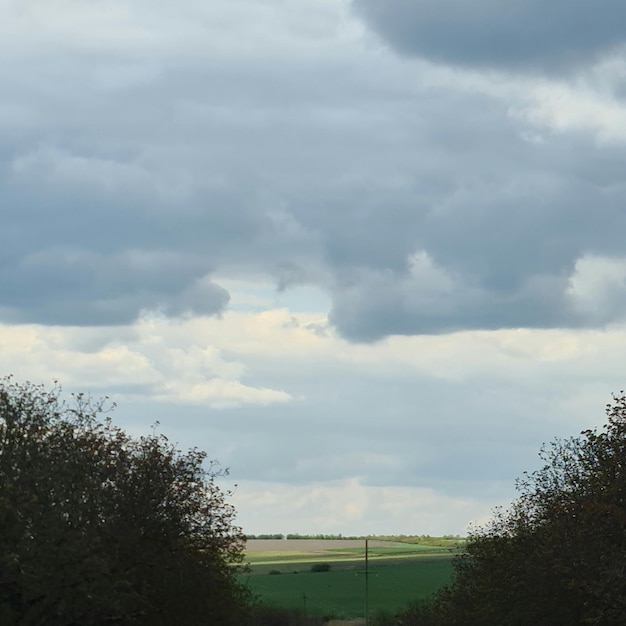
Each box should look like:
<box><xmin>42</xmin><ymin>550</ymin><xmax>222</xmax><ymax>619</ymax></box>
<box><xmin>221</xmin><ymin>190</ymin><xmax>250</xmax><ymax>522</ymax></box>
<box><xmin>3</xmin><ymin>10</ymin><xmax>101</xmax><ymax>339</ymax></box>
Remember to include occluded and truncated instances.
<box><xmin>245</xmin><ymin>539</ymin><xmax>405</xmax><ymax>552</ymax></box>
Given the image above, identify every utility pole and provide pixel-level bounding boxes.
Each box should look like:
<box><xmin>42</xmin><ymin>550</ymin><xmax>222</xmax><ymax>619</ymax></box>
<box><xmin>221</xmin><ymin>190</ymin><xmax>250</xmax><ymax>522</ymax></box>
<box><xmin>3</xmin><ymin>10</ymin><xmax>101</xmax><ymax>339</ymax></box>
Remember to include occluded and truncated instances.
<box><xmin>365</xmin><ymin>538</ymin><xmax>369</xmax><ymax>625</ymax></box>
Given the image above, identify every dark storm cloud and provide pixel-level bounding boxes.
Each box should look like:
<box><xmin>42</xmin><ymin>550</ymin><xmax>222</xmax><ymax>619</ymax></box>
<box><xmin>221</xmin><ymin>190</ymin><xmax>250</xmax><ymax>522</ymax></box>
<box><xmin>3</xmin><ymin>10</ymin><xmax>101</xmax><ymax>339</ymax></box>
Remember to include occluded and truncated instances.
<box><xmin>328</xmin><ymin>268</ymin><xmax>569</xmax><ymax>342</ymax></box>
<box><xmin>289</xmin><ymin>112</ymin><xmax>626</xmax><ymax>340</ymax></box>
<box><xmin>0</xmin><ymin>167</ymin><xmax>237</xmax><ymax>325</ymax></box>
<box><xmin>352</xmin><ymin>0</ymin><xmax>626</xmax><ymax>73</ymax></box>
<box><xmin>0</xmin><ymin>242</ymin><xmax>230</xmax><ymax>326</ymax></box>
<box><xmin>3</xmin><ymin>1</ymin><xmax>626</xmax><ymax>337</ymax></box>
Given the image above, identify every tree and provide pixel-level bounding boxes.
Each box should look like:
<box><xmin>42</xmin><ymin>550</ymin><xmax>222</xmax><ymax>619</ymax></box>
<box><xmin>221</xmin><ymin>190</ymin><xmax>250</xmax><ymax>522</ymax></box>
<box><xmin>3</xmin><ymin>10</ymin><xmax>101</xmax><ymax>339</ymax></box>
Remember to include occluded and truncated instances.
<box><xmin>390</xmin><ymin>392</ymin><xmax>626</xmax><ymax>626</ymax></box>
<box><xmin>0</xmin><ymin>376</ymin><xmax>248</xmax><ymax>625</ymax></box>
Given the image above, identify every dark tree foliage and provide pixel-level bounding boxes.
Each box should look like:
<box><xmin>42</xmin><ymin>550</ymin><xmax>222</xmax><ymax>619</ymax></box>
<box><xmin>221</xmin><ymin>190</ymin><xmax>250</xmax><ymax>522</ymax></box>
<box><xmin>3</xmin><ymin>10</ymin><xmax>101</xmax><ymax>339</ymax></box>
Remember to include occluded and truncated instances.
<box><xmin>0</xmin><ymin>377</ymin><xmax>249</xmax><ymax>625</ymax></box>
<box><xmin>389</xmin><ymin>392</ymin><xmax>626</xmax><ymax>626</ymax></box>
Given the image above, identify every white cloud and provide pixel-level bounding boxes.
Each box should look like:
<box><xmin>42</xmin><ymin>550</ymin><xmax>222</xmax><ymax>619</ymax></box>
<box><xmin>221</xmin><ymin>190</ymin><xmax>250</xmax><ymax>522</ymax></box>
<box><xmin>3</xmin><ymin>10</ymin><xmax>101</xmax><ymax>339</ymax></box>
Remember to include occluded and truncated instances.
<box><xmin>567</xmin><ymin>254</ymin><xmax>626</xmax><ymax>320</ymax></box>
<box><xmin>520</xmin><ymin>81</ymin><xmax>626</xmax><ymax>143</ymax></box>
<box><xmin>406</xmin><ymin>56</ymin><xmax>626</xmax><ymax>144</ymax></box>
<box><xmin>407</xmin><ymin>250</ymin><xmax>456</xmax><ymax>293</ymax></box>
<box><xmin>0</xmin><ymin>316</ymin><xmax>293</xmax><ymax>409</ymax></box>
<box><xmin>231</xmin><ymin>478</ymin><xmax>499</xmax><ymax>536</ymax></box>
<box><xmin>157</xmin><ymin>379</ymin><xmax>290</xmax><ymax>409</ymax></box>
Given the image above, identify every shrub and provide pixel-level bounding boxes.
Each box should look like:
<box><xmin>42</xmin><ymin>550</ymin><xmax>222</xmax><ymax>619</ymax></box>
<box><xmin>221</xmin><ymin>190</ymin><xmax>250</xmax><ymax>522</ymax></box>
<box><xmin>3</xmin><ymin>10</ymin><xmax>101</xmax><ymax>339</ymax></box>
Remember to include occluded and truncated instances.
<box><xmin>310</xmin><ymin>563</ymin><xmax>331</xmax><ymax>573</ymax></box>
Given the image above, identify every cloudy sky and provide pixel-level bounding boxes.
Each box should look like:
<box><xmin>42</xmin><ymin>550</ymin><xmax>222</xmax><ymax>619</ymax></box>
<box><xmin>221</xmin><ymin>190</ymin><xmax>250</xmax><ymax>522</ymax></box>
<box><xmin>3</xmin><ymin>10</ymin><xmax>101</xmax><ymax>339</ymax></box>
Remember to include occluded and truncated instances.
<box><xmin>2</xmin><ymin>0</ymin><xmax>626</xmax><ymax>535</ymax></box>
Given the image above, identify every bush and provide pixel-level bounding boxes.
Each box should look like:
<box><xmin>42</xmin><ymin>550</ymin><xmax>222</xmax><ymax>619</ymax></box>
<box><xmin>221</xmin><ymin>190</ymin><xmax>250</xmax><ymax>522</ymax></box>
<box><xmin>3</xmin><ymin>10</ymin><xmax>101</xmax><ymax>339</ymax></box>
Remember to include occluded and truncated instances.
<box><xmin>309</xmin><ymin>563</ymin><xmax>331</xmax><ymax>573</ymax></box>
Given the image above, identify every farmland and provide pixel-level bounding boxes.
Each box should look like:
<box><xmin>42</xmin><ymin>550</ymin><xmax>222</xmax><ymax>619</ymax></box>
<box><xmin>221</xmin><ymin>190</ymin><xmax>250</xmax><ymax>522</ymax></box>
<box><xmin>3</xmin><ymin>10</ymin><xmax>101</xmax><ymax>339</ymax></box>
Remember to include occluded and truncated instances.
<box><xmin>242</xmin><ymin>539</ymin><xmax>459</xmax><ymax>620</ymax></box>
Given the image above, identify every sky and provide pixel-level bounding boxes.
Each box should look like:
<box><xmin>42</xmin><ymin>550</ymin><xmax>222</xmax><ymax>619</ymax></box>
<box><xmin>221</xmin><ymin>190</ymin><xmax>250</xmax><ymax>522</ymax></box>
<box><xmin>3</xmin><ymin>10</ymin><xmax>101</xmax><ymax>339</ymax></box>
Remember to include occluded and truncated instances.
<box><xmin>2</xmin><ymin>0</ymin><xmax>626</xmax><ymax>536</ymax></box>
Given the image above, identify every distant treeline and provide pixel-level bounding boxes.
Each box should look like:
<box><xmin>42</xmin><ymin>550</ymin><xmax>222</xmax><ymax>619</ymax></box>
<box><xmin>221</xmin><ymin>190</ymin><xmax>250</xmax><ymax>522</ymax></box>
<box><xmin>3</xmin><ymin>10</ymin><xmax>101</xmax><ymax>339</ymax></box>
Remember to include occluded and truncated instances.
<box><xmin>373</xmin><ymin>534</ymin><xmax>466</xmax><ymax>547</ymax></box>
<box><xmin>245</xmin><ymin>533</ymin><xmax>361</xmax><ymax>540</ymax></box>
<box><xmin>245</xmin><ymin>533</ymin><xmax>465</xmax><ymax>545</ymax></box>
<box><xmin>245</xmin><ymin>534</ymin><xmax>286</xmax><ymax>540</ymax></box>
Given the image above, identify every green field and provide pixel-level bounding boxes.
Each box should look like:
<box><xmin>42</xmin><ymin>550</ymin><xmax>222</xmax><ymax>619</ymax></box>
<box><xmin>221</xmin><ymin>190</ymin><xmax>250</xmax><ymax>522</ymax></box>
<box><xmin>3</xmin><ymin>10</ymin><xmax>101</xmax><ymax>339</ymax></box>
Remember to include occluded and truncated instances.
<box><xmin>242</xmin><ymin>542</ymin><xmax>456</xmax><ymax>620</ymax></box>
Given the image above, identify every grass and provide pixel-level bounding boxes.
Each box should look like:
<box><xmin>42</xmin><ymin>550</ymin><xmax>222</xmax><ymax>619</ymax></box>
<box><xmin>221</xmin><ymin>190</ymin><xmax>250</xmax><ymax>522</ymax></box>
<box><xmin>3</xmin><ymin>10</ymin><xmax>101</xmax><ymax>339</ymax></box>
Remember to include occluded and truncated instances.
<box><xmin>243</xmin><ymin>557</ymin><xmax>455</xmax><ymax>619</ymax></box>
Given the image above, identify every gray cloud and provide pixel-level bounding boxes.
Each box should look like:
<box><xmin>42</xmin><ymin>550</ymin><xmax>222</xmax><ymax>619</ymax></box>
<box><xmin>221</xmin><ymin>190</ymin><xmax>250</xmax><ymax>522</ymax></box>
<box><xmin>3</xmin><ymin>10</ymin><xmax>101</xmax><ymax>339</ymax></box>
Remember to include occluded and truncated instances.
<box><xmin>352</xmin><ymin>0</ymin><xmax>626</xmax><ymax>73</ymax></box>
<box><xmin>2</xmin><ymin>1</ymin><xmax>626</xmax><ymax>339</ymax></box>
<box><xmin>328</xmin><ymin>267</ymin><xmax>571</xmax><ymax>342</ymax></box>
<box><xmin>0</xmin><ymin>176</ymin><xmax>233</xmax><ymax>324</ymax></box>
<box><xmin>5</xmin><ymin>0</ymin><xmax>626</xmax><ymax>538</ymax></box>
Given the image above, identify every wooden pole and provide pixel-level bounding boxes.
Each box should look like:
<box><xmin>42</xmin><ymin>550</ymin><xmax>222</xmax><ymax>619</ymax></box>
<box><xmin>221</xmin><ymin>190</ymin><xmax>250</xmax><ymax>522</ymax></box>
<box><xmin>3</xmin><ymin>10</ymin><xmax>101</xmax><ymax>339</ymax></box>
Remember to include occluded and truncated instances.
<box><xmin>365</xmin><ymin>538</ymin><xmax>369</xmax><ymax>625</ymax></box>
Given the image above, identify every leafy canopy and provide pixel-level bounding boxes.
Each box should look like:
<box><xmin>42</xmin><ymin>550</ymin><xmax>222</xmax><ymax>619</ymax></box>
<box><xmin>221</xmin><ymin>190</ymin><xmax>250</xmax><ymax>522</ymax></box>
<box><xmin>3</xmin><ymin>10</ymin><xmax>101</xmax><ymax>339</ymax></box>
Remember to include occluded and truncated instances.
<box><xmin>0</xmin><ymin>376</ymin><xmax>248</xmax><ymax>625</ymax></box>
<box><xmin>391</xmin><ymin>392</ymin><xmax>626</xmax><ymax>626</ymax></box>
